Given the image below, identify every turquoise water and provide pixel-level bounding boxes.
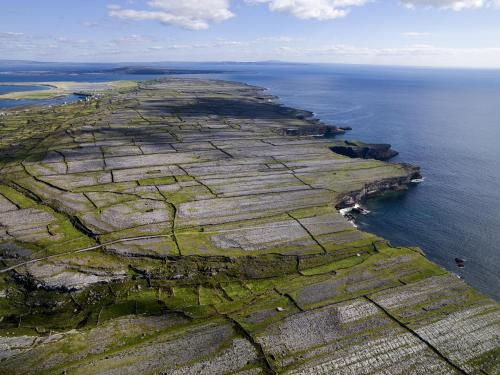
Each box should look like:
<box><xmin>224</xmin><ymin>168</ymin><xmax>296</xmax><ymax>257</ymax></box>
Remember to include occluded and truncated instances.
<box><xmin>0</xmin><ymin>94</ymin><xmax>82</xmax><ymax>109</ymax></box>
<box><xmin>0</xmin><ymin>84</ymin><xmax>51</xmax><ymax>108</ymax></box>
<box><xmin>1</xmin><ymin>62</ymin><xmax>499</xmax><ymax>300</ymax></box>
<box><xmin>0</xmin><ymin>84</ymin><xmax>48</xmax><ymax>94</ymax></box>
<box><xmin>0</xmin><ymin>83</ymin><xmax>79</xmax><ymax>109</ymax></box>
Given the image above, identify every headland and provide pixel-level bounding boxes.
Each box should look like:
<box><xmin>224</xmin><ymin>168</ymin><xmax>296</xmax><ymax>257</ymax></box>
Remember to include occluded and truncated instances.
<box><xmin>0</xmin><ymin>78</ymin><xmax>498</xmax><ymax>374</ymax></box>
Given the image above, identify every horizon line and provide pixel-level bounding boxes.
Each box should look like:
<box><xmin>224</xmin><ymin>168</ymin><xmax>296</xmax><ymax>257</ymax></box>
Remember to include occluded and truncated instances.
<box><xmin>1</xmin><ymin>59</ymin><xmax>500</xmax><ymax>71</ymax></box>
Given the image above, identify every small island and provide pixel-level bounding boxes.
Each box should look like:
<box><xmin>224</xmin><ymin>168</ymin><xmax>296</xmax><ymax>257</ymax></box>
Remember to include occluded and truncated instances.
<box><xmin>0</xmin><ymin>79</ymin><xmax>498</xmax><ymax>374</ymax></box>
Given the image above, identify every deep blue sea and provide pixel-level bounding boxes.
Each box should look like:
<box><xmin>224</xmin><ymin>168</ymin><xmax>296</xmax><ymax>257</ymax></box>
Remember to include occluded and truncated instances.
<box><xmin>1</xmin><ymin>62</ymin><xmax>499</xmax><ymax>300</ymax></box>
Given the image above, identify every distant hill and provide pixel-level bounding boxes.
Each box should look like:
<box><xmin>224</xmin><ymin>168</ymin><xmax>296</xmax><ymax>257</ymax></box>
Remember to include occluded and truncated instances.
<box><xmin>0</xmin><ymin>59</ymin><xmax>49</xmax><ymax>65</ymax></box>
<box><xmin>106</xmin><ymin>66</ymin><xmax>223</xmax><ymax>75</ymax></box>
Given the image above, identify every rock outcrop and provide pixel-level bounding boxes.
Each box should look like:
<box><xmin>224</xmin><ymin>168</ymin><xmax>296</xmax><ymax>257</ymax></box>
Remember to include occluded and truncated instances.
<box><xmin>331</xmin><ymin>140</ymin><xmax>399</xmax><ymax>160</ymax></box>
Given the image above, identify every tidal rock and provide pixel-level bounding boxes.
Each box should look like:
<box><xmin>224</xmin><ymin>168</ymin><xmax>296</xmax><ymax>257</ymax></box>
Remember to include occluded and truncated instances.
<box><xmin>455</xmin><ymin>257</ymin><xmax>466</xmax><ymax>268</ymax></box>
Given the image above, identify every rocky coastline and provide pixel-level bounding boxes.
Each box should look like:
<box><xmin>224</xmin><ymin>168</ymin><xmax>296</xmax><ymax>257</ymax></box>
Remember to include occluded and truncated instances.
<box><xmin>0</xmin><ymin>78</ymin><xmax>498</xmax><ymax>374</ymax></box>
<box><xmin>335</xmin><ymin>163</ymin><xmax>421</xmax><ymax>209</ymax></box>
<box><xmin>331</xmin><ymin>140</ymin><xmax>399</xmax><ymax>161</ymax></box>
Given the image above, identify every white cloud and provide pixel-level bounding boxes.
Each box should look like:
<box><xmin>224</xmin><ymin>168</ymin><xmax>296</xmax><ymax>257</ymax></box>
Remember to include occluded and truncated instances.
<box><xmin>107</xmin><ymin>0</ymin><xmax>499</xmax><ymax>31</ymax></box>
<box><xmin>82</xmin><ymin>21</ymin><xmax>99</xmax><ymax>27</ymax></box>
<box><xmin>160</xmin><ymin>39</ymin><xmax>252</xmax><ymax>49</ymax></box>
<box><xmin>0</xmin><ymin>32</ymin><xmax>25</xmax><ymax>41</ymax></box>
<box><xmin>257</xmin><ymin>36</ymin><xmax>303</xmax><ymax>42</ymax></box>
<box><xmin>3</xmin><ymin>31</ymin><xmax>24</xmax><ymax>36</ymax></box>
<box><xmin>57</xmin><ymin>37</ymin><xmax>92</xmax><ymax>46</ymax></box>
<box><xmin>108</xmin><ymin>0</ymin><xmax>234</xmax><ymax>30</ymax></box>
<box><xmin>400</xmin><ymin>0</ymin><xmax>498</xmax><ymax>10</ymax></box>
<box><xmin>111</xmin><ymin>34</ymin><xmax>151</xmax><ymax>45</ymax></box>
<box><xmin>279</xmin><ymin>43</ymin><xmax>500</xmax><ymax>58</ymax></box>
<box><xmin>402</xmin><ymin>31</ymin><xmax>431</xmax><ymax>36</ymax></box>
<box><xmin>247</xmin><ymin>0</ymin><xmax>369</xmax><ymax>20</ymax></box>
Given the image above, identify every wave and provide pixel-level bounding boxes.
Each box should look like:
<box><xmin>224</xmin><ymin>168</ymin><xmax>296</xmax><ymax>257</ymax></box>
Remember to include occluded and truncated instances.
<box><xmin>411</xmin><ymin>177</ymin><xmax>425</xmax><ymax>183</ymax></box>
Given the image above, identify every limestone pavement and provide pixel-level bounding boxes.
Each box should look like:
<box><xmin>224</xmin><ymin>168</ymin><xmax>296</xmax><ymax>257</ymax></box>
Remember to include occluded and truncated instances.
<box><xmin>0</xmin><ymin>79</ymin><xmax>497</xmax><ymax>374</ymax></box>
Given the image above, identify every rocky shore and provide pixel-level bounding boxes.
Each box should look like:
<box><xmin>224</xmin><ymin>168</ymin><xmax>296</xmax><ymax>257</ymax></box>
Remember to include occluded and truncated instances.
<box><xmin>331</xmin><ymin>140</ymin><xmax>399</xmax><ymax>161</ymax></box>
<box><xmin>0</xmin><ymin>78</ymin><xmax>498</xmax><ymax>374</ymax></box>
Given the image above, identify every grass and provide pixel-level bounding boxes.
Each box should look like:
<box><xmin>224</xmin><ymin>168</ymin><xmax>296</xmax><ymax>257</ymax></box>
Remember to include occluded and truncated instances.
<box><xmin>138</xmin><ymin>176</ymin><xmax>176</xmax><ymax>186</ymax></box>
<box><xmin>299</xmin><ymin>253</ymin><xmax>370</xmax><ymax>275</ymax></box>
<box><xmin>0</xmin><ymin>184</ymin><xmax>96</xmax><ymax>253</ymax></box>
<box><xmin>0</xmin><ymin>78</ymin><xmax>496</xmax><ymax>374</ymax></box>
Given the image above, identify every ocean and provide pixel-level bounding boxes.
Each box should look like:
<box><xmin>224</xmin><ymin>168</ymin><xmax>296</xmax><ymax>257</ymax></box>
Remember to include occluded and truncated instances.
<box><xmin>1</xmin><ymin>62</ymin><xmax>499</xmax><ymax>300</ymax></box>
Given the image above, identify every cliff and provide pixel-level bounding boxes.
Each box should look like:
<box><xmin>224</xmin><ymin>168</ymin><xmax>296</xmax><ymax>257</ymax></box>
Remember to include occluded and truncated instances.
<box><xmin>0</xmin><ymin>78</ymin><xmax>498</xmax><ymax>374</ymax></box>
<box><xmin>331</xmin><ymin>140</ymin><xmax>399</xmax><ymax>160</ymax></box>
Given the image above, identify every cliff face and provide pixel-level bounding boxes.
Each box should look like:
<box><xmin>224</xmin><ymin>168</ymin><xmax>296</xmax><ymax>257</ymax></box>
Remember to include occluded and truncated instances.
<box><xmin>0</xmin><ymin>78</ymin><xmax>498</xmax><ymax>374</ymax></box>
<box><xmin>336</xmin><ymin>164</ymin><xmax>421</xmax><ymax>209</ymax></box>
<box><xmin>331</xmin><ymin>140</ymin><xmax>399</xmax><ymax>160</ymax></box>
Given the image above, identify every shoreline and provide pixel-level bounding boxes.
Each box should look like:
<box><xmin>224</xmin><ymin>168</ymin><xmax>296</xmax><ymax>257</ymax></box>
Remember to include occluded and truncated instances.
<box><xmin>0</xmin><ymin>78</ymin><xmax>489</xmax><ymax>296</ymax></box>
<box><xmin>0</xmin><ymin>78</ymin><xmax>476</xmax><ymax>286</ymax></box>
<box><xmin>0</xmin><ymin>80</ymin><xmax>138</xmax><ymax>101</ymax></box>
<box><xmin>0</xmin><ymin>78</ymin><xmax>498</xmax><ymax>373</ymax></box>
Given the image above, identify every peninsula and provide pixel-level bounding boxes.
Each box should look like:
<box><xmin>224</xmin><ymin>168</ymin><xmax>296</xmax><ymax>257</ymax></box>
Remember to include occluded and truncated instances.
<box><xmin>0</xmin><ymin>79</ymin><xmax>498</xmax><ymax>374</ymax></box>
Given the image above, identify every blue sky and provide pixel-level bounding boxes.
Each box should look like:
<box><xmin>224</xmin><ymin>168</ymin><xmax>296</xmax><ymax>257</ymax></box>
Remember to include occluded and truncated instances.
<box><xmin>1</xmin><ymin>0</ymin><xmax>500</xmax><ymax>67</ymax></box>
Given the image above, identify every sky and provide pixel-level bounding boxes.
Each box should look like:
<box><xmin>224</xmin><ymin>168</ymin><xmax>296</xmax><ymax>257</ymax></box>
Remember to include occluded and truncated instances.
<box><xmin>1</xmin><ymin>0</ymin><xmax>500</xmax><ymax>68</ymax></box>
